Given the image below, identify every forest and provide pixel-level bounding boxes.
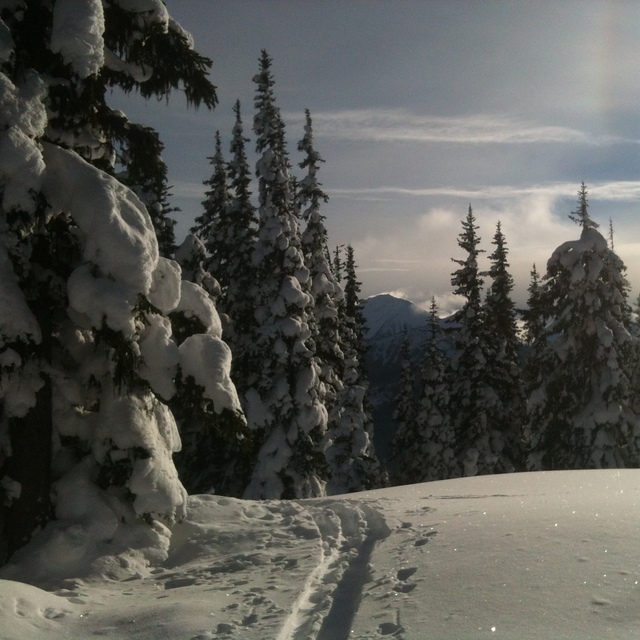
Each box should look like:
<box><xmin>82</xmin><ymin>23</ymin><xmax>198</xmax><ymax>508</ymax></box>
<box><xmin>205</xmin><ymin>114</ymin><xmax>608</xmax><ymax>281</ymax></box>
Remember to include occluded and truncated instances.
<box><xmin>1</xmin><ymin>1</ymin><xmax>638</xmax><ymax>570</ymax></box>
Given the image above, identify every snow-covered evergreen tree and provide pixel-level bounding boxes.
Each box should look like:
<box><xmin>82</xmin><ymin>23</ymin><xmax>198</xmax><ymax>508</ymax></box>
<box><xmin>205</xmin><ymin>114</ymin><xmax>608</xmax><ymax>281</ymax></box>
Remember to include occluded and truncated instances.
<box><xmin>222</xmin><ymin>100</ymin><xmax>259</xmax><ymax>390</ymax></box>
<box><xmin>521</xmin><ymin>263</ymin><xmax>546</xmax><ymax>346</ymax></box>
<box><xmin>243</xmin><ymin>52</ymin><xmax>328</xmax><ymax>499</ymax></box>
<box><xmin>393</xmin><ymin>298</ymin><xmax>456</xmax><ymax>483</ymax></box>
<box><xmin>0</xmin><ymin>0</ymin><xmax>234</xmax><ymax>563</ymax></box>
<box><xmin>483</xmin><ymin>221</ymin><xmax>525</xmax><ymax>472</ymax></box>
<box><xmin>325</xmin><ymin>244</ymin><xmax>383</xmax><ymax>492</ymax></box>
<box><xmin>296</xmin><ymin>110</ymin><xmax>353</xmax><ymax>489</ymax></box>
<box><xmin>447</xmin><ymin>206</ymin><xmax>498</xmax><ymax>476</ymax></box>
<box><xmin>525</xmin><ymin>184</ymin><xmax>638</xmax><ymax>470</ymax></box>
<box><xmin>193</xmin><ymin>130</ymin><xmax>229</xmax><ymax>282</ymax></box>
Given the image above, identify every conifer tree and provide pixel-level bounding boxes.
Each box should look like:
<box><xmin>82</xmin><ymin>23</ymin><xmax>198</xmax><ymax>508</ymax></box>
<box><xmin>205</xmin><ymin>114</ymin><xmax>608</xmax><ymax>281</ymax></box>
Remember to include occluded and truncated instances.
<box><xmin>297</xmin><ymin>110</ymin><xmax>345</xmax><ymax>459</ymax></box>
<box><xmin>525</xmin><ymin>183</ymin><xmax>638</xmax><ymax>470</ymax></box>
<box><xmin>343</xmin><ymin>245</ymin><xmax>369</xmax><ymax>369</ymax></box>
<box><xmin>448</xmin><ymin>205</ymin><xmax>497</xmax><ymax>476</ymax></box>
<box><xmin>243</xmin><ymin>52</ymin><xmax>328</xmax><ymax>499</ymax></box>
<box><xmin>193</xmin><ymin>131</ymin><xmax>229</xmax><ymax>284</ymax></box>
<box><xmin>394</xmin><ymin>298</ymin><xmax>455</xmax><ymax>483</ymax></box>
<box><xmin>222</xmin><ymin>101</ymin><xmax>259</xmax><ymax>389</ymax></box>
<box><xmin>521</xmin><ymin>264</ymin><xmax>546</xmax><ymax>346</ymax></box>
<box><xmin>325</xmin><ymin>244</ymin><xmax>383</xmax><ymax>492</ymax></box>
<box><xmin>0</xmin><ymin>0</ymin><xmax>226</xmax><ymax>562</ymax></box>
<box><xmin>483</xmin><ymin>222</ymin><xmax>526</xmax><ymax>472</ymax></box>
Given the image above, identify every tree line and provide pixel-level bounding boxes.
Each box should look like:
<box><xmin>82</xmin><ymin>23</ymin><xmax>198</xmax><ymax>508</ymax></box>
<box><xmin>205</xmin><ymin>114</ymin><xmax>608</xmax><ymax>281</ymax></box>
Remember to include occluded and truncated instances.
<box><xmin>392</xmin><ymin>184</ymin><xmax>640</xmax><ymax>484</ymax></box>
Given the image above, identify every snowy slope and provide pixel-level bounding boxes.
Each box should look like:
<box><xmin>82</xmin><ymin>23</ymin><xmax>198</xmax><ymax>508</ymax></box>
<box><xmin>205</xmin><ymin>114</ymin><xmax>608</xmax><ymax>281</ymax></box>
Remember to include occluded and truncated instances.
<box><xmin>2</xmin><ymin>470</ymin><xmax>640</xmax><ymax>639</ymax></box>
<box><xmin>363</xmin><ymin>294</ymin><xmax>431</xmax><ymax>342</ymax></box>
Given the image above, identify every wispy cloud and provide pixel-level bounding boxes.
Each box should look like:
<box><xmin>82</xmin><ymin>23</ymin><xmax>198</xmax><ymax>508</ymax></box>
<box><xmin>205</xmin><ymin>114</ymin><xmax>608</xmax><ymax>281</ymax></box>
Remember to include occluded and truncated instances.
<box><xmin>284</xmin><ymin>109</ymin><xmax>630</xmax><ymax>146</ymax></box>
<box><xmin>331</xmin><ymin>181</ymin><xmax>640</xmax><ymax>202</ymax></box>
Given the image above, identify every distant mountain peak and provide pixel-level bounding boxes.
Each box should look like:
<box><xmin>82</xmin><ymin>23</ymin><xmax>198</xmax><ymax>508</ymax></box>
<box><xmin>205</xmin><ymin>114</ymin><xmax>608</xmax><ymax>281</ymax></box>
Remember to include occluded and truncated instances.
<box><xmin>363</xmin><ymin>293</ymin><xmax>430</xmax><ymax>341</ymax></box>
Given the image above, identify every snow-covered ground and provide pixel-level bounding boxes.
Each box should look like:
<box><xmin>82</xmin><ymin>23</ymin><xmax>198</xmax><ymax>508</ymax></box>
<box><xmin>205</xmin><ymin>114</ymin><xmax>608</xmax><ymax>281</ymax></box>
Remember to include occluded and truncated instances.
<box><xmin>1</xmin><ymin>469</ymin><xmax>639</xmax><ymax>639</ymax></box>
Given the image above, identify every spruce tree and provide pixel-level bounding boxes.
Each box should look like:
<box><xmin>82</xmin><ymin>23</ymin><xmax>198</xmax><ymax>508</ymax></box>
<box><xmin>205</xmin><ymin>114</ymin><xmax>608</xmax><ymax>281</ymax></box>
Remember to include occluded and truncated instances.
<box><xmin>483</xmin><ymin>221</ymin><xmax>526</xmax><ymax>472</ymax></box>
<box><xmin>244</xmin><ymin>52</ymin><xmax>328</xmax><ymax>499</ymax></box>
<box><xmin>521</xmin><ymin>264</ymin><xmax>546</xmax><ymax>346</ymax></box>
<box><xmin>0</xmin><ymin>1</ymin><xmax>225</xmax><ymax>562</ymax></box>
<box><xmin>222</xmin><ymin>101</ymin><xmax>259</xmax><ymax>390</ymax></box>
<box><xmin>448</xmin><ymin>205</ymin><xmax>497</xmax><ymax>476</ymax></box>
<box><xmin>526</xmin><ymin>184</ymin><xmax>638</xmax><ymax>470</ymax></box>
<box><xmin>193</xmin><ymin>130</ymin><xmax>230</xmax><ymax>284</ymax></box>
<box><xmin>325</xmin><ymin>244</ymin><xmax>383</xmax><ymax>492</ymax></box>
<box><xmin>297</xmin><ymin>109</ymin><xmax>345</xmax><ymax>476</ymax></box>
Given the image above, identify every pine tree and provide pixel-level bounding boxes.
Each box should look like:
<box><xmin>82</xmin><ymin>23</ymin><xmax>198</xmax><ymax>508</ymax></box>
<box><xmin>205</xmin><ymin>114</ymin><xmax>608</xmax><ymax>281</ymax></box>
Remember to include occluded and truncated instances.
<box><xmin>521</xmin><ymin>264</ymin><xmax>546</xmax><ymax>346</ymax></box>
<box><xmin>243</xmin><ymin>52</ymin><xmax>328</xmax><ymax>499</ymax></box>
<box><xmin>394</xmin><ymin>298</ymin><xmax>456</xmax><ymax>483</ymax></box>
<box><xmin>325</xmin><ymin>244</ymin><xmax>383</xmax><ymax>492</ymax></box>
<box><xmin>343</xmin><ymin>245</ymin><xmax>369</xmax><ymax>369</ymax></box>
<box><xmin>222</xmin><ymin>101</ymin><xmax>259</xmax><ymax>389</ymax></box>
<box><xmin>0</xmin><ymin>1</ymin><xmax>225</xmax><ymax>562</ymax></box>
<box><xmin>297</xmin><ymin>109</ymin><xmax>345</xmax><ymax>474</ymax></box>
<box><xmin>525</xmin><ymin>183</ymin><xmax>638</xmax><ymax>470</ymax></box>
<box><xmin>167</xmin><ymin>267</ymin><xmax>250</xmax><ymax>497</ymax></box>
<box><xmin>483</xmin><ymin>222</ymin><xmax>526</xmax><ymax>472</ymax></box>
<box><xmin>447</xmin><ymin>205</ymin><xmax>498</xmax><ymax>476</ymax></box>
<box><xmin>193</xmin><ymin>130</ymin><xmax>230</xmax><ymax>283</ymax></box>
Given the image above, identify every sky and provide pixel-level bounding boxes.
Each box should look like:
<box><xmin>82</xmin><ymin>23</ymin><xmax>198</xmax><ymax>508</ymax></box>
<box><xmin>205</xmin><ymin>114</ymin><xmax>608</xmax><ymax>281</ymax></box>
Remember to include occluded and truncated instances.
<box><xmin>112</xmin><ymin>0</ymin><xmax>640</xmax><ymax>314</ymax></box>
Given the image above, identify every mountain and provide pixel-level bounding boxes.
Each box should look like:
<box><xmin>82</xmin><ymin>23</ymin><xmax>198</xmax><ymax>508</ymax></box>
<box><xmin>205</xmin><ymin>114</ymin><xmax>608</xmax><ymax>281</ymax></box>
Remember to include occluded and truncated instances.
<box><xmin>362</xmin><ymin>294</ymin><xmax>442</xmax><ymax>465</ymax></box>
<box><xmin>363</xmin><ymin>293</ymin><xmax>431</xmax><ymax>342</ymax></box>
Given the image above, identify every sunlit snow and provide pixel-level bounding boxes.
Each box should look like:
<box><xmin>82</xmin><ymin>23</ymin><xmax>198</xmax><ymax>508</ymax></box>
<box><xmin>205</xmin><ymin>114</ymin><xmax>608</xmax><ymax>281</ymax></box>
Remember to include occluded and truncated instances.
<box><xmin>2</xmin><ymin>470</ymin><xmax>639</xmax><ymax>639</ymax></box>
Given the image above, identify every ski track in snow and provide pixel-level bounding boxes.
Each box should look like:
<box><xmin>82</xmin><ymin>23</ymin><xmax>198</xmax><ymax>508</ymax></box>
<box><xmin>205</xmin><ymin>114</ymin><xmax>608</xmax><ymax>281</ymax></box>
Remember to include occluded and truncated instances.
<box><xmin>160</xmin><ymin>497</ymin><xmax>396</xmax><ymax>640</ymax></box>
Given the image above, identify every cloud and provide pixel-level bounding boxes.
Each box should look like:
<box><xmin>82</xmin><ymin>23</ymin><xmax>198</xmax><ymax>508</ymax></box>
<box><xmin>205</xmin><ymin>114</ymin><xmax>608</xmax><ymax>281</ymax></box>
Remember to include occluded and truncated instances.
<box><xmin>172</xmin><ymin>181</ymin><xmax>206</xmax><ymax>198</ymax></box>
<box><xmin>351</xmin><ymin>192</ymin><xmax>583</xmax><ymax>308</ymax></box>
<box><xmin>330</xmin><ymin>181</ymin><xmax>640</xmax><ymax>203</ymax></box>
<box><xmin>284</xmin><ymin>109</ymin><xmax>632</xmax><ymax>146</ymax></box>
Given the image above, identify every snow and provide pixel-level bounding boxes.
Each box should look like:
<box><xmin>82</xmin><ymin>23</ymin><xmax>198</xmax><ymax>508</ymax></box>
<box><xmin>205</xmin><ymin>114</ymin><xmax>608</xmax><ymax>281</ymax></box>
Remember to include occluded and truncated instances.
<box><xmin>42</xmin><ymin>142</ymin><xmax>159</xmax><ymax>294</ymax></box>
<box><xmin>174</xmin><ymin>281</ymin><xmax>222</xmax><ymax>337</ymax></box>
<box><xmin>0</xmin><ymin>70</ymin><xmax>48</xmax><ymax>138</ymax></box>
<box><xmin>178</xmin><ymin>335</ymin><xmax>242</xmax><ymax>414</ymax></box>
<box><xmin>50</xmin><ymin>0</ymin><xmax>105</xmax><ymax>79</ymax></box>
<box><xmin>2</xmin><ymin>470</ymin><xmax>640</xmax><ymax>639</ymax></box>
<box><xmin>0</xmin><ymin>243</ymin><xmax>41</xmax><ymax>345</ymax></box>
<box><xmin>0</xmin><ymin>126</ymin><xmax>45</xmax><ymax>212</ymax></box>
<box><xmin>138</xmin><ymin>314</ymin><xmax>178</xmax><ymax>400</ymax></box>
<box><xmin>115</xmin><ymin>0</ymin><xmax>169</xmax><ymax>29</ymax></box>
<box><xmin>148</xmin><ymin>257</ymin><xmax>182</xmax><ymax>315</ymax></box>
<box><xmin>95</xmin><ymin>389</ymin><xmax>186</xmax><ymax>522</ymax></box>
<box><xmin>67</xmin><ymin>265</ymin><xmax>139</xmax><ymax>336</ymax></box>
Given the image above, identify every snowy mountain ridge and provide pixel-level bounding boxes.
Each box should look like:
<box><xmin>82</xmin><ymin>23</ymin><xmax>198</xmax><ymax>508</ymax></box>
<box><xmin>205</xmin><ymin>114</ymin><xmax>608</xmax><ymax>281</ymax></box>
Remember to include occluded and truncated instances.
<box><xmin>363</xmin><ymin>293</ymin><xmax>431</xmax><ymax>342</ymax></box>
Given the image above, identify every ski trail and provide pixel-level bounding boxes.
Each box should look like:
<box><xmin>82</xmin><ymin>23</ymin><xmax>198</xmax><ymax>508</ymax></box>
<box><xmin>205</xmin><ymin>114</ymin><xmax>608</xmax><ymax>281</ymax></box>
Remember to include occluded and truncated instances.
<box><xmin>276</xmin><ymin>501</ymin><xmax>390</xmax><ymax>640</ymax></box>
